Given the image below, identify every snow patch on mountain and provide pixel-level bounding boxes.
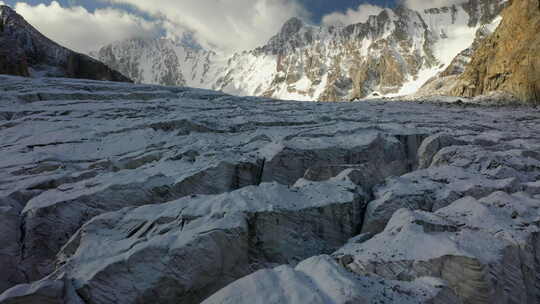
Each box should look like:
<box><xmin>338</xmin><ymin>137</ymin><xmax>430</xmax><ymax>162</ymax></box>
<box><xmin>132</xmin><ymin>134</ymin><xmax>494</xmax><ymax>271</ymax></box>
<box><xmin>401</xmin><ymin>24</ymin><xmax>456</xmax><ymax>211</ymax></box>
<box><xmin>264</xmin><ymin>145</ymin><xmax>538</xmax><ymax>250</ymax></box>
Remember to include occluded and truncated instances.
<box><xmin>92</xmin><ymin>37</ymin><xmax>221</xmax><ymax>87</ymax></box>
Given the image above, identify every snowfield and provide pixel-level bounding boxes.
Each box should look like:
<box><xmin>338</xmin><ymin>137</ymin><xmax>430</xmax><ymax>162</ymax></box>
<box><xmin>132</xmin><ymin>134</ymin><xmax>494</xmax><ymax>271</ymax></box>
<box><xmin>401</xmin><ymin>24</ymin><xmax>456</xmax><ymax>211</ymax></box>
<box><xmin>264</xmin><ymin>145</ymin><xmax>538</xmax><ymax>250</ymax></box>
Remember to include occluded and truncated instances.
<box><xmin>0</xmin><ymin>75</ymin><xmax>539</xmax><ymax>303</ymax></box>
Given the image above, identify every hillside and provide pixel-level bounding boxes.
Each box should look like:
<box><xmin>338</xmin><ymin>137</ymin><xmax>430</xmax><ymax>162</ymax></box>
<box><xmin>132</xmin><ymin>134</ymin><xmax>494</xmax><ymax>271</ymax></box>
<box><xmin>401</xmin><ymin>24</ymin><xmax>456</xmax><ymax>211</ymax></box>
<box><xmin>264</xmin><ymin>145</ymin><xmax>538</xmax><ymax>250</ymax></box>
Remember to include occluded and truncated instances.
<box><xmin>0</xmin><ymin>5</ymin><xmax>130</xmax><ymax>82</ymax></box>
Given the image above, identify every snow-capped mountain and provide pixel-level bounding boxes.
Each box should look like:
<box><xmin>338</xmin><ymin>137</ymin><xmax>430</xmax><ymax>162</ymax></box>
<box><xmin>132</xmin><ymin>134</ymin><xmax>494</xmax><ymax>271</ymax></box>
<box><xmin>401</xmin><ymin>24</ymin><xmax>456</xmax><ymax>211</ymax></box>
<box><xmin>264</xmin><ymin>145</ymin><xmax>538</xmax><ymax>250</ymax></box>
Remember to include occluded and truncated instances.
<box><xmin>93</xmin><ymin>0</ymin><xmax>507</xmax><ymax>101</ymax></box>
<box><xmin>215</xmin><ymin>0</ymin><xmax>507</xmax><ymax>101</ymax></box>
<box><xmin>91</xmin><ymin>38</ymin><xmax>218</xmax><ymax>87</ymax></box>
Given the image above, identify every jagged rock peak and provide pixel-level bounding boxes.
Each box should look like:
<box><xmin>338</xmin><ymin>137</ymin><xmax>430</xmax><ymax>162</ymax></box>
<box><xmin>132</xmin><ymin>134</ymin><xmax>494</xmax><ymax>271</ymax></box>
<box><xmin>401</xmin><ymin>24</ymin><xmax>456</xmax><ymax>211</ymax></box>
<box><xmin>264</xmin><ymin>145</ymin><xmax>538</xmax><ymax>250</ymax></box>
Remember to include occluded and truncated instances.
<box><xmin>279</xmin><ymin>17</ymin><xmax>304</xmax><ymax>37</ymax></box>
<box><xmin>0</xmin><ymin>5</ymin><xmax>15</xmax><ymax>16</ymax></box>
<box><xmin>1</xmin><ymin>5</ymin><xmax>39</xmax><ymax>35</ymax></box>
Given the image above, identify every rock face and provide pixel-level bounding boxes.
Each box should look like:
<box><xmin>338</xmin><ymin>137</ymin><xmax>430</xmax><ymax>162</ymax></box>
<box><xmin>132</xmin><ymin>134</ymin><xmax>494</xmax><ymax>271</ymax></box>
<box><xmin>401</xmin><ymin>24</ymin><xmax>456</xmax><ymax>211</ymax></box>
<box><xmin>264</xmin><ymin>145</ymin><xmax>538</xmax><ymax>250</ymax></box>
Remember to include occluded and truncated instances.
<box><xmin>0</xmin><ymin>36</ymin><xmax>29</xmax><ymax>77</ymax></box>
<box><xmin>0</xmin><ymin>75</ymin><xmax>539</xmax><ymax>303</ymax></box>
<box><xmin>416</xmin><ymin>23</ymin><xmax>499</xmax><ymax>97</ymax></box>
<box><xmin>94</xmin><ymin>0</ymin><xmax>506</xmax><ymax>101</ymax></box>
<box><xmin>450</xmin><ymin>0</ymin><xmax>540</xmax><ymax>103</ymax></box>
<box><xmin>0</xmin><ymin>5</ymin><xmax>130</xmax><ymax>82</ymax></box>
<box><xmin>214</xmin><ymin>8</ymin><xmax>437</xmax><ymax>101</ymax></box>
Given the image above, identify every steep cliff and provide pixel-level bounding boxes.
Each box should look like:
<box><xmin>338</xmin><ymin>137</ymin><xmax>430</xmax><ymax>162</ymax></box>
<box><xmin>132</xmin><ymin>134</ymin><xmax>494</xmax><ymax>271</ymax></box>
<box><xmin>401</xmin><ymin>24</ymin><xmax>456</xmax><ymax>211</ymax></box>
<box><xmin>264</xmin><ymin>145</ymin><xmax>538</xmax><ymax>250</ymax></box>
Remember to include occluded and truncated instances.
<box><xmin>415</xmin><ymin>19</ymin><xmax>502</xmax><ymax>97</ymax></box>
<box><xmin>450</xmin><ymin>0</ymin><xmax>540</xmax><ymax>103</ymax></box>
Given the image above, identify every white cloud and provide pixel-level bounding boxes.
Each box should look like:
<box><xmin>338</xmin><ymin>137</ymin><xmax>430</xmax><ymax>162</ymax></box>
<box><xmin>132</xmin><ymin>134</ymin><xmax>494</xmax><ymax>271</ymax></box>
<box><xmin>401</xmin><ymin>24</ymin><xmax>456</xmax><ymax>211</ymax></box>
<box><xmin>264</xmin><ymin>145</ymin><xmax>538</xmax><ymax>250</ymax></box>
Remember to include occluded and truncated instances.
<box><xmin>104</xmin><ymin>0</ymin><xmax>309</xmax><ymax>53</ymax></box>
<box><xmin>322</xmin><ymin>4</ymin><xmax>384</xmax><ymax>26</ymax></box>
<box><xmin>0</xmin><ymin>1</ymin><xmax>5</xmax><ymax>5</ymax></box>
<box><xmin>12</xmin><ymin>1</ymin><xmax>160</xmax><ymax>53</ymax></box>
<box><xmin>402</xmin><ymin>0</ymin><xmax>468</xmax><ymax>11</ymax></box>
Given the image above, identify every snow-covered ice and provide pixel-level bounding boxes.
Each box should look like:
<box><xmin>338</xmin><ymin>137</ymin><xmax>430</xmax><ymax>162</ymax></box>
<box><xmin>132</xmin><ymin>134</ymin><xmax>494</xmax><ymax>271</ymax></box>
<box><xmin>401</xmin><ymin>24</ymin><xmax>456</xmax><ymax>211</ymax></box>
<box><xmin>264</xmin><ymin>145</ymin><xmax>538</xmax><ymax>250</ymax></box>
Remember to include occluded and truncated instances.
<box><xmin>0</xmin><ymin>75</ymin><xmax>539</xmax><ymax>303</ymax></box>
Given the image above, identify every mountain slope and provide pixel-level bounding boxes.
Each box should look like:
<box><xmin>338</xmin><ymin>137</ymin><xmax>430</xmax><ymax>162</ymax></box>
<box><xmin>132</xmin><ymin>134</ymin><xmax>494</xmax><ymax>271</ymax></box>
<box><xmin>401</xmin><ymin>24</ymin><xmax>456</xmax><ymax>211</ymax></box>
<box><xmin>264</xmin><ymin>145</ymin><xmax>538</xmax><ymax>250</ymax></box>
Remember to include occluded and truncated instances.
<box><xmin>213</xmin><ymin>10</ymin><xmax>437</xmax><ymax>101</ymax></box>
<box><xmin>93</xmin><ymin>0</ymin><xmax>507</xmax><ymax>101</ymax></box>
<box><xmin>92</xmin><ymin>38</ymin><xmax>216</xmax><ymax>87</ymax></box>
<box><xmin>414</xmin><ymin>16</ymin><xmax>502</xmax><ymax>97</ymax></box>
<box><xmin>214</xmin><ymin>0</ymin><xmax>507</xmax><ymax>101</ymax></box>
<box><xmin>89</xmin><ymin>0</ymin><xmax>507</xmax><ymax>101</ymax></box>
<box><xmin>0</xmin><ymin>5</ymin><xmax>131</xmax><ymax>82</ymax></box>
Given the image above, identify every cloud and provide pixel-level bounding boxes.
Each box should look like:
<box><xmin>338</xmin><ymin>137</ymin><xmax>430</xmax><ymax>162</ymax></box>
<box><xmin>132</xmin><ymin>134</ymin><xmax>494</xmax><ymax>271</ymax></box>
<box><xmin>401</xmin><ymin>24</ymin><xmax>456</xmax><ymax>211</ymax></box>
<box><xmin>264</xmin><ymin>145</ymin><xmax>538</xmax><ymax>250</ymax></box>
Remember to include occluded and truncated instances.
<box><xmin>12</xmin><ymin>1</ymin><xmax>160</xmax><ymax>53</ymax></box>
<box><xmin>401</xmin><ymin>0</ymin><xmax>468</xmax><ymax>11</ymax></box>
<box><xmin>103</xmin><ymin>0</ymin><xmax>309</xmax><ymax>53</ymax></box>
<box><xmin>322</xmin><ymin>4</ymin><xmax>384</xmax><ymax>26</ymax></box>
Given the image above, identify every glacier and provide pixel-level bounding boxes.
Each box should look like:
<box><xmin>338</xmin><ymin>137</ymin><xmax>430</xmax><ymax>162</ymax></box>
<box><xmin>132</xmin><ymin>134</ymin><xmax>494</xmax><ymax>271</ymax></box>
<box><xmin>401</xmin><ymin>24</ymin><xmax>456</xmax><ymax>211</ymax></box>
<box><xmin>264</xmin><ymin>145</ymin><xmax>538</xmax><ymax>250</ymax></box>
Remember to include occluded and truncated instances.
<box><xmin>0</xmin><ymin>75</ymin><xmax>539</xmax><ymax>303</ymax></box>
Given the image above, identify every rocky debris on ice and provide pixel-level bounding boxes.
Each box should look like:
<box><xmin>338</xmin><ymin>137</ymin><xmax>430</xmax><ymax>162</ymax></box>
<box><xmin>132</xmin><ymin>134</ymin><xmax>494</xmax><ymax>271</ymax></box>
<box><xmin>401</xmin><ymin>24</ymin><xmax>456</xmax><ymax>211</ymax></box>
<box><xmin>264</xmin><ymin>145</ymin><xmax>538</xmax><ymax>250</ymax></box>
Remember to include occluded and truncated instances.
<box><xmin>0</xmin><ymin>75</ymin><xmax>539</xmax><ymax>303</ymax></box>
<box><xmin>259</xmin><ymin>132</ymin><xmax>415</xmax><ymax>186</ymax></box>
<box><xmin>430</xmin><ymin>145</ymin><xmax>540</xmax><ymax>183</ymax></box>
<box><xmin>417</xmin><ymin>133</ymin><xmax>467</xmax><ymax>169</ymax></box>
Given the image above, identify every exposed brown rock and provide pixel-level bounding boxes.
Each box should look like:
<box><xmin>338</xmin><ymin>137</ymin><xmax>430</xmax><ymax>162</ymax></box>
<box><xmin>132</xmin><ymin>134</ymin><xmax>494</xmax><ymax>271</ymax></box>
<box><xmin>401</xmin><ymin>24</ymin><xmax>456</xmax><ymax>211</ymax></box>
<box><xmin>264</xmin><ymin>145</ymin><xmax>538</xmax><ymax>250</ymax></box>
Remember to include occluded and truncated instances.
<box><xmin>451</xmin><ymin>0</ymin><xmax>540</xmax><ymax>103</ymax></box>
<box><xmin>415</xmin><ymin>24</ymin><xmax>494</xmax><ymax>97</ymax></box>
<box><xmin>378</xmin><ymin>49</ymin><xmax>407</xmax><ymax>91</ymax></box>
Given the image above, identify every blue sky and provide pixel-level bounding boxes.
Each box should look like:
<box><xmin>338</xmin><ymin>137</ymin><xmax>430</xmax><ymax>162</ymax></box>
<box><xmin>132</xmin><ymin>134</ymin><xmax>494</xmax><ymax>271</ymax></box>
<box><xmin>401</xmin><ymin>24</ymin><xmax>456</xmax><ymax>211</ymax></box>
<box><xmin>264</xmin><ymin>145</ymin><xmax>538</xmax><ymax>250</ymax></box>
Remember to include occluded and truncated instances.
<box><xmin>1</xmin><ymin>0</ymin><xmax>402</xmax><ymax>53</ymax></box>
<box><xmin>300</xmin><ymin>0</ymin><xmax>395</xmax><ymax>22</ymax></box>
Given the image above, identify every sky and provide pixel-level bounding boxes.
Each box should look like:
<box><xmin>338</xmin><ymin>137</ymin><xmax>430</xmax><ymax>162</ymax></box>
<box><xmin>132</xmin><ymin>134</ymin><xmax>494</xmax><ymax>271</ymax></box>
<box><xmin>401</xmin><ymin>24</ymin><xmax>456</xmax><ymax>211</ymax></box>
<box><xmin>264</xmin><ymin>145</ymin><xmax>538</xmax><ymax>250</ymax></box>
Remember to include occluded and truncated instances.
<box><xmin>0</xmin><ymin>0</ymin><xmax>463</xmax><ymax>54</ymax></box>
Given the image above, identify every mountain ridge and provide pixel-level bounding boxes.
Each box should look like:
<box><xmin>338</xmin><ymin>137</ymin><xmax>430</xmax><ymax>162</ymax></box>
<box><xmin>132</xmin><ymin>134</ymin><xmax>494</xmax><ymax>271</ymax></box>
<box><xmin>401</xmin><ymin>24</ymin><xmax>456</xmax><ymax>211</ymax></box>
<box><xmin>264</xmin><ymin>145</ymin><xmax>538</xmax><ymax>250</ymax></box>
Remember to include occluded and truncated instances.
<box><xmin>0</xmin><ymin>5</ymin><xmax>131</xmax><ymax>82</ymax></box>
<box><xmin>213</xmin><ymin>0</ymin><xmax>507</xmax><ymax>101</ymax></box>
<box><xmin>90</xmin><ymin>37</ymin><xmax>216</xmax><ymax>87</ymax></box>
<box><xmin>93</xmin><ymin>0</ymin><xmax>508</xmax><ymax>101</ymax></box>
